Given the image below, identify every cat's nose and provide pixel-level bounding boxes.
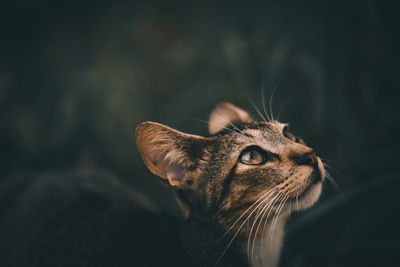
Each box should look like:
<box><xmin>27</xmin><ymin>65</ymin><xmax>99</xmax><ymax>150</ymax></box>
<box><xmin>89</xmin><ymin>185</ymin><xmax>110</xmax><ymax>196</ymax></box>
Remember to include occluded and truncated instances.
<box><xmin>291</xmin><ymin>151</ymin><xmax>318</xmax><ymax>167</ymax></box>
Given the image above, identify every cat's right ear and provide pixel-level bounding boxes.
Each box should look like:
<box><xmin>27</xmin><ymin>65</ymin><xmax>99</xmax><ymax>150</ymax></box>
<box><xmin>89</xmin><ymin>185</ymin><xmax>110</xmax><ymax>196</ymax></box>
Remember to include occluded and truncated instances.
<box><xmin>135</xmin><ymin>121</ymin><xmax>205</xmax><ymax>189</ymax></box>
<box><xmin>208</xmin><ymin>102</ymin><xmax>253</xmax><ymax>134</ymax></box>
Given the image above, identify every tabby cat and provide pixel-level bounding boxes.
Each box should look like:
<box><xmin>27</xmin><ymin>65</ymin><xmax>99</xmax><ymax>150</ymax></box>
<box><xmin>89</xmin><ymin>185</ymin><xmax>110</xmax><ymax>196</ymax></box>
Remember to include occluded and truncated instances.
<box><xmin>136</xmin><ymin>102</ymin><xmax>325</xmax><ymax>267</ymax></box>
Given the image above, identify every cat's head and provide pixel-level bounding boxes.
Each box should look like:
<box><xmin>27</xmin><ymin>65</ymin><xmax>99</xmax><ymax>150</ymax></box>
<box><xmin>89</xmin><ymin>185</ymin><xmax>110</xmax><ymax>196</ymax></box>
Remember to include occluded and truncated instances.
<box><xmin>136</xmin><ymin>102</ymin><xmax>325</xmax><ymax>237</ymax></box>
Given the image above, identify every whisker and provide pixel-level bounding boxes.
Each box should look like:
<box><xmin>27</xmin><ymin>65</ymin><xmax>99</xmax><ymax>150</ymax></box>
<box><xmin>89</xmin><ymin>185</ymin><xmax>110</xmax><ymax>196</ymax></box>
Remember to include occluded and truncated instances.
<box><xmin>180</xmin><ymin>112</ymin><xmax>246</xmax><ymax>137</ymax></box>
<box><xmin>261</xmin><ymin>83</ymin><xmax>271</xmax><ymax>122</ymax></box>
<box><xmin>259</xmin><ymin>192</ymin><xmax>282</xmax><ymax>257</ymax></box>
<box><xmin>320</xmin><ymin>157</ymin><xmax>340</xmax><ymax>166</ymax></box>
<box><xmin>325</xmin><ymin>170</ymin><xmax>341</xmax><ymax>192</ymax></box>
<box><xmin>276</xmin><ymin>98</ymin><xmax>290</xmax><ymax>122</ymax></box>
<box><xmin>270</xmin><ymin>193</ymin><xmax>289</xmax><ymax>243</ymax></box>
<box><xmin>268</xmin><ymin>81</ymin><xmax>279</xmax><ymax>122</ymax></box>
<box><xmin>247</xmin><ymin>201</ymin><xmax>265</xmax><ymax>263</ymax></box>
<box><xmin>321</xmin><ymin>160</ymin><xmax>339</xmax><ymax>171</ymax></box>
<box><xmin>321</xmin><ymin>160</ymin><xmax>343</xmax><ymax>177</ymax></box>
<box><xmin>246</xmin><ymin>96</ymin><xmax>269</xmax><ymax>124</ymax></box>
<box><xmin>319</xmin><ymin>159</ymin><xmax>342</xmax><ymax>193</ymax></box>
<box><xmin>217</xmin><ymin>187</ymin><xmax>276</xmax><ymax>242</ymax></box>
<box><xmin>246</xmin><ymin>191</ymin><xmax>278</xmax><ymax>260</ymax></box>
<box><xmin>322</xmin><ymin>163</ymin><xmax>342</xmax><ymax>178</ymax></box>
<box><xmin>188</xmin><ymin>116</ymin><xmax>240</xmax><ymax>136</ymax></box>
<box><xmin>270</xmin><ymin>195</ymin><xmax>287</xmax><ymax>245</ymax></box>
<box><xmin>252</xmin><ymin>192</ymin><xmax>282</xmax><ymax>263</ymax></box>
<box><xmin>214</xmin><ymin>104</ymin><xmax>245</xmax><ymax>134</ymax></box>
<box><xmin>215</xmin><ymin>188</ymin><xmax>277</xmax><ymax>265</ymax></box>
<box><xmin>250</xmin><ymin>207</ymin><xmax>264</xmax><ymax>264</ymax></box>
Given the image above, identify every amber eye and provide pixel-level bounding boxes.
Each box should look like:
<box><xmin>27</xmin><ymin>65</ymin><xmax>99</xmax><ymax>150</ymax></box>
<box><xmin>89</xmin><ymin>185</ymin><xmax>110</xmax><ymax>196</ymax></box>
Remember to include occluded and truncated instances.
<box><xmin>239</xmin><ymin>146</ymin><xmax>267</xmax><ymax>165</ymax></box>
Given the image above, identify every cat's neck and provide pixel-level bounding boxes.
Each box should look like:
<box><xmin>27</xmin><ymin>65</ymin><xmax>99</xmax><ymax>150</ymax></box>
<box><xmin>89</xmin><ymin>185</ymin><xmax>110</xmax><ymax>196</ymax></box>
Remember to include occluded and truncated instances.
<box><xmin>249</xmin><ymin>216</ymin><xmax>287</xmax><ymax>267</ymax></box>
<box><xmin>178</xmin><ymin>217</ymin><xmax>247</xmax><ymax>266</ymax></box>
<box><xmin>178</xmin><ymin>215</ymin><xmax>287</xmax><ymax>267</ymax></box>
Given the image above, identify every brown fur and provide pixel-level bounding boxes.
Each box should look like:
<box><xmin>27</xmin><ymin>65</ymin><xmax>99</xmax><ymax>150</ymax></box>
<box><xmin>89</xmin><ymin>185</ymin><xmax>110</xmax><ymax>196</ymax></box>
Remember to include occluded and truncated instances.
<box><xmin>135</xmin><ymin>102</ymin><xmax>325</xmax><ymax>267</ymax></box>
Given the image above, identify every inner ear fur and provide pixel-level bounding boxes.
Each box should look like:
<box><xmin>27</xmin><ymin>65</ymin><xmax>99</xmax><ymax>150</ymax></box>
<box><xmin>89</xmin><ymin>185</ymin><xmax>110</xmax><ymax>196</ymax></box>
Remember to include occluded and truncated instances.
<box><xmin>135</xmin><ymin>121</ymin><xmax>206</xmax><ymax>189</ymax></box>
<box><xmin>208</xmin><ymin>102</ymin><xmax>253</xmax><ymax>135</ymax></box>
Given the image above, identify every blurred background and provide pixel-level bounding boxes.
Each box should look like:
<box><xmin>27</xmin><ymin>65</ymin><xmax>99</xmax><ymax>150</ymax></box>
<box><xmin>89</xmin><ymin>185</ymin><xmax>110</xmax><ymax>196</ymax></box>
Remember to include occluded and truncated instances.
<box><xmin>1</xmin><ymin>0</ymin><xmax>400</xmax><ymax>265</ymax></box>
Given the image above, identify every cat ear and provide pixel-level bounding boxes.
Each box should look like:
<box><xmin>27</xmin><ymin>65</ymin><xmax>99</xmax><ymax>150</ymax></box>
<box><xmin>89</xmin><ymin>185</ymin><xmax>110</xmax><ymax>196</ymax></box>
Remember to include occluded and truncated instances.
<box><xmin>135</xmin><ymin>121</ymin><xmax>205</xmax><ymax>189</ymax></box>
<box><xmin>208</xmin><ymin>102</ymin><xmax>253</xmax><ymax>134</ymax></box>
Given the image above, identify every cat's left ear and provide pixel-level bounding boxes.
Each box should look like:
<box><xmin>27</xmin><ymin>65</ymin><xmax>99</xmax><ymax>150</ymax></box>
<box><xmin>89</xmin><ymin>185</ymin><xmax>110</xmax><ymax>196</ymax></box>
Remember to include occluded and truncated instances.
<box><xmin>208</xmin><ymin>102</ymin><xmax>253</xmax><ymax>134</ymax></box>
<box><xmin>135</xmin><ymin>121</ymin><xmax>206</xmax><ymax>189</ymax></box>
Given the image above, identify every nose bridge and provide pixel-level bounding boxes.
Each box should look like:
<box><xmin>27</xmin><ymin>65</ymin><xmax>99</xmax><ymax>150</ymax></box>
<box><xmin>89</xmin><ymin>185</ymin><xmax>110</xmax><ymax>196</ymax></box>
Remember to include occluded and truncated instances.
<box><xmin>286</xmin><ymin>144</ymin><xmax>313</xmax><ymax>158</ymax></box>
<box><xmin>286</xmin><ymin>145</ymin><xmax>316</xmax><ymax>166</ymax></box>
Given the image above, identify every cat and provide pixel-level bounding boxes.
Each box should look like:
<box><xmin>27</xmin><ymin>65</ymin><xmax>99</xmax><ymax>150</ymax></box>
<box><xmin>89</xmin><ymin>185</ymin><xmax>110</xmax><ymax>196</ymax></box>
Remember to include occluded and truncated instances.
<box><xmin>135</xmin><ymin>102</ymin><xmax>326</xmax><ymax>267</ymax></box>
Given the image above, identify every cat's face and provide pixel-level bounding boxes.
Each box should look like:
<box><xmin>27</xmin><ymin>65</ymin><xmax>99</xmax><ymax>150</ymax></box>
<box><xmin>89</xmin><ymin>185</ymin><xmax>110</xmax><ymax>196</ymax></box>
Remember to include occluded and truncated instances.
<box><xmin>136</xmin><ymin>102</ymin><xmax>325</xmax><ymax>238</ymax></box>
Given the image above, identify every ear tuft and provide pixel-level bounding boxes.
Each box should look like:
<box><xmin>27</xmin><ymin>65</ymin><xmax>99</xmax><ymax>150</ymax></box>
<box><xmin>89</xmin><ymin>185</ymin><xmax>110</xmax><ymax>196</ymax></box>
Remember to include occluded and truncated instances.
<box><xmin>208</xmin><ymin>102</ymin><xmax>253</xmax><ymax>134</ymax></box>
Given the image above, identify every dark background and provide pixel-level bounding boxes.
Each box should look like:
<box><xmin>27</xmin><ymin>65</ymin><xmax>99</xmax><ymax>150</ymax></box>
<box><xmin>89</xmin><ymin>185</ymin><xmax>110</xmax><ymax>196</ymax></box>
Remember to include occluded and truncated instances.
<box><xmin>1</xmin><ymin>0</ymin><xmax>400</xmax><ymax>265</ymax></box>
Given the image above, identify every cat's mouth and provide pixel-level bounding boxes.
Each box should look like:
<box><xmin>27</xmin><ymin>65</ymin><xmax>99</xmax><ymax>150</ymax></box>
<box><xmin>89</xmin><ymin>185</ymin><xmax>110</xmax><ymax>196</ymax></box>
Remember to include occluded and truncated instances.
<box><xmin>295</xmin><ymin>158</ymin><xmax>324</xmax><ymax>198</ymax></box>
<box><xmin>296</xmin><ymin>173</ymin><xmax>322</xmax><ymax>200</ymax></box>
<box><xmin>273</xmin><ymin>169</ymin><xmax>323</xmax><ymax>208</ymax></box>
<box><xmin>287</xmin><ymin>168</ymin><xmax>324</xmax><ymax>211</ymax></box>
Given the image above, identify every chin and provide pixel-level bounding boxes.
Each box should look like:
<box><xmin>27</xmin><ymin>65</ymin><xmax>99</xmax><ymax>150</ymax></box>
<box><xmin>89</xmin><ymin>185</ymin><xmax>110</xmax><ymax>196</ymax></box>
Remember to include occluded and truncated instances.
<box><xmin>292</xmin><ymin>182</ymin><xmax>323</xmax><ymax>211</ymax></box>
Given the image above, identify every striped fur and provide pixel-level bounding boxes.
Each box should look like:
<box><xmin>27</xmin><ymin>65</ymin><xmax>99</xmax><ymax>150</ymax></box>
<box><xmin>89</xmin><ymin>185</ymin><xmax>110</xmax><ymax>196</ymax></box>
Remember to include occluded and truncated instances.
<box><xmin>136</xmin><ymin>102</ymin><xmax>325</xmax><ymax>267</ymax></box>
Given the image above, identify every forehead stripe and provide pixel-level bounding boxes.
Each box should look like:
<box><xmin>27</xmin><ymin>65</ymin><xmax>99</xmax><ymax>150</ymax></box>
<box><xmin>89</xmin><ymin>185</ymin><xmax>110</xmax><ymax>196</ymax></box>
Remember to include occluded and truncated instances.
<box><xmin>216</xmin><ymin>162</ymin><xmax>238</xmax><ymax>208</ymax></box>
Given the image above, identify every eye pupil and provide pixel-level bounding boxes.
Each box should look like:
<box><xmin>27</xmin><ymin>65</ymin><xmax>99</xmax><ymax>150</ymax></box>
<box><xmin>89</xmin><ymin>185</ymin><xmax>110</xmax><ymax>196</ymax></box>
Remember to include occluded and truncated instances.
<box><xmin>295</xmin><ymin>137</ymin><xmax>300</xmax><ymax>143</ymax></box>
<box><xmin>239</xmin><ymin>146</ymin><xmax>269</xmax><ymax>165</ymax></box>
